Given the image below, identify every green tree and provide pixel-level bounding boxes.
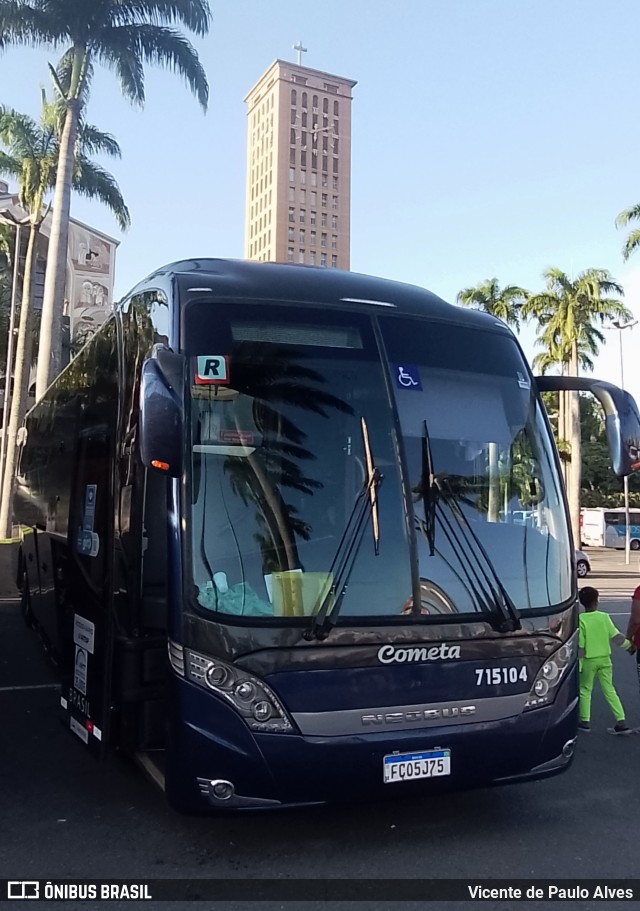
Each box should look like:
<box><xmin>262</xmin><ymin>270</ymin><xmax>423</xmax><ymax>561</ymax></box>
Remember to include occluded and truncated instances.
<box><xmin>457</xmin><ymin>278</ymin><xmax>528</xmax><ymax>520</ymax></box>
<box><xmin>0</xmin><ymin>0</ymin><xmax>211</xmax><ymax>399</ymax></box>
<box><xmin>456</xmin><ymin>277</ymin><xmax>528</xmax><ymax>330</ymax></box>
<box><xmin>580</xmin><ymin>394</ymin><xmax>640</xmax><ymax>507</ymax></box>
<box><xmin>532</xmin><ymin>323</ymin><xmax>605</xmax><ymax>476</ymax></box>
<box><xmin>522</xmin><ymin>267</ymin><xmax>630</xmax><ymax>546</ymax></box>
<box><xmin>0</xmin><ymin>90</ymin><xmax>129</xmax><ymax>536</ymax></box>
<box><xmin>615</xmin><ymin>203</ymin><xmax>640</xmax><ymax>261</ymax></box>
<box><xmin>0</xmin><ymin>222</ymin><xmax>13</xmax><ymax>378</ymax></box>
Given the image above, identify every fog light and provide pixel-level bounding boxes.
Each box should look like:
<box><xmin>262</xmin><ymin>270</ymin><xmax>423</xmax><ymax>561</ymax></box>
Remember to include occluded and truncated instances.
<box><xmin>211</xmin><ymin>780</ymin><xmax>234</xmax><ymax>800</ymax></box>
<box><xmin>563</xmin><ymin>738</ymin><xmax>576</xmax><ymax>758</ymax></box>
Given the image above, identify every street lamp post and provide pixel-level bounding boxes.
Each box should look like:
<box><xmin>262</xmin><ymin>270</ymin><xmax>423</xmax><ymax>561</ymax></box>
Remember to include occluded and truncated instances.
<box><xmin>612</xmin><ymin>318</ymin><xmax>638</xmax><ymax>565</ymax></box>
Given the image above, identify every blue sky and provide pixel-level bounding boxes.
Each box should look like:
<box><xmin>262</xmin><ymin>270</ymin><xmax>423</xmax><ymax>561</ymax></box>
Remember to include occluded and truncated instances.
<box><xmin>2</xmin><ymin>0</ymin><xmax>640</xmax><ymax>399</ymax></box>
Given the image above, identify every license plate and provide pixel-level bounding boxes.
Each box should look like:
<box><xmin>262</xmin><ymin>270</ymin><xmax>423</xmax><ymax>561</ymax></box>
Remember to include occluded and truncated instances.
<box><xmin>383</xmin><ymin>749</ymin><xmax>451</xmax><ymax>784</ymax></box>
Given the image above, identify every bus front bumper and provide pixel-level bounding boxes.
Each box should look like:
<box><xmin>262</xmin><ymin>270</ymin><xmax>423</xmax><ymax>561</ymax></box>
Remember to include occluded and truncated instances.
<box><xmin>164</xmin><ymin>675</ymin><xmax>578</xmax><ymax>813</ymax></box>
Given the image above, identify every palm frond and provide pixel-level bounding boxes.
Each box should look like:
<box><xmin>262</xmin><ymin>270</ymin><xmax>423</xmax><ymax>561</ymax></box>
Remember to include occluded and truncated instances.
<box><xmin>0</xmin><ymin>0</ymin><xmax>68</xmax><ymax>50</ymax></box>
<box><xmin>78</xmin><ymin>123</ymin><xmax>121</xmax><ymax>158</ymax></box>
<box><xmin>1</xmin><ymin>86</ymin><xmax>129</xmax><ymax>228</ymax></box>
<box><xmin>111</xmin><ymin>23</ymin><xmax>208</xmax><ymax>109</ymax></box>
<box><xmin>94</xmin><ymin>35</ymin><xmax>146</xmax><ymax>103</ymax></box>
<box><xmin>110</xmin><ymin>0</ymin><xmax>211</xmax><ymax>36</ymax></box>
<box><xmin>456</xmin><ymin>277</ymin><xmax>525</xmax><ymax>328</ymax></box>
<box><xmin>531</xmin><ymin>350</ymin><xmax>562</xmax><ymax>374</ymax></box>
<box><xmin>3</xmin><ymin>0</ymin><xmax>210</xmax><ymax>112</ymax></box>
<box><xmin>0</xmin><ymin>106</ymin><xmax>40</xmax><ymax>159</ymax></box>
<box><xmin>615</xmin><ymin>203</ymin><xmax>640</xmax><ymax>229</ymax></box>
<box><xmin>526</xmin><ymin>264</ymin><xmax>627</xmax><ymax>375</ymax></box>
<box><xmin>0</xmin><ymin>149</ymin><xmax>22</xmax><ymax>181</ymax></box>
<box><xmin>72</xmin><ymin>156</ymin><xmax>131</xmax><ymax>230</ymax></box>
<box><xmin>621</xmin><ymin>229</ymin><xmax>640</xmax><ymax>262</ymax></box>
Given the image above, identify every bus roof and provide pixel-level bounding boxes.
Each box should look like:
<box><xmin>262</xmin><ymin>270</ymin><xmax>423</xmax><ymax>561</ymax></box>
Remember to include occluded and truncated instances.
<box><xmin>123</xmin><ymin>258</ymin><xmax>510</xmax><ymax>332</ymax></box>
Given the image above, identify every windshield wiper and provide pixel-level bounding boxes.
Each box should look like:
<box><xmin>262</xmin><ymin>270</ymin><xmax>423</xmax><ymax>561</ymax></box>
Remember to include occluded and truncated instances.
<box><xmin>436</xmin><ymin>480</ymin><xmax>521</xmax><ymax>632</ymax></box>
<box><xmin>416</xmin><ymin>423</ymin><xmax>520</xmax><ymax>632</ymax></box>
<box><xmin>420</xmin><ymin>420</ymin><xmax>437</xmax><ymax>556</ymax></box>
<box><xmin>305</xmin><ymin>419</ymin><xmax>382</xmax><ymax>641</ymax></box>
<box><xmin>361</xmin><ymin>416</ymin><xmax>381</xmax><ymax>557</ymax></box>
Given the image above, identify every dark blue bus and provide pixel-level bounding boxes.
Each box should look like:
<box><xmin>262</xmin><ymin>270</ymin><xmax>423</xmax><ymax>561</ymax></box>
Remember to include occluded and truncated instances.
<box><xmin>15</xmin><ymin>260</ymin><xmax>640</xmax><ymax>813</ymax></box>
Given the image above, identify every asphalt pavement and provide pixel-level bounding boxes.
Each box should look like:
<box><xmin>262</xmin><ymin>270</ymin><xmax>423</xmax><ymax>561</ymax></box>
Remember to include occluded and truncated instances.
<box><xmin>1</xmin><ymin>548</ymin><xmax>640</xmax><ymax>910</ymax></box>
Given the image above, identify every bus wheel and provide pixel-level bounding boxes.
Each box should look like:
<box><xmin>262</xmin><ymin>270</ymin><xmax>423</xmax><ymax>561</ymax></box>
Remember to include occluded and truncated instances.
<box><xmin>631</xmin><ymin>540</ymin><xmax>640</xmax><ymax>551</ymax></box>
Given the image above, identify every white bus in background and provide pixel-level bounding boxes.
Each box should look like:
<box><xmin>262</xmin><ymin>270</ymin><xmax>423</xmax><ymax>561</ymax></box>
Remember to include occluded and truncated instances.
<box><xmin>580</xmin><ymin>507</ymin><xmax>640</xmax><ymax>549</ymax></box>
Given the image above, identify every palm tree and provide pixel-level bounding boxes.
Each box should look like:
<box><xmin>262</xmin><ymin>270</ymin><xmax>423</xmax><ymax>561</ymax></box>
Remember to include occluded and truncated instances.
<box><xmin>532</xmin><ymin>332</ymin><xmax>602</xmax><ymax>475</ymax></box>
<box><xmin>615</xmin><ymin>203</ymin><xmax>640</xmax><ymax>261</ymax></box>
<box><xmin>457</xmin><ymin>278</ymin><xmax>528</xmax><ymax>520</ymax></box>
<box><xmin>522</xmin><ymin>267</ymin><xmax>630</xmax><ymax>546</ymax></box>
<box><xmin>0</xmin><ymin>258</ymin><xmax>10</xmax><ymax>380</ymax></box>
<box><xmin>0</xmin><ymin>0</ymin><xmax>211</xmax><ymax>399</ymax></box>
<box><xmin>456</xmin><ymin>278</ymin><xmax>528</xmax><ymax>330</ymax></box>
<box><xmin>0</xmin><ymin>92</ymin><xmax>129</xmax><ymax>537</ymax></box>
<box><xmin>0</xmin><ymin>222</ymin><xmax>12</xmax><ymax>377</ymax></box>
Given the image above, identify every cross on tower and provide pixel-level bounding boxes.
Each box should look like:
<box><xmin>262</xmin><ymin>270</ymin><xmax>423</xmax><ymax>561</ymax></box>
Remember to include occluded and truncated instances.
<box><xmin>293</xmin><ymin>41</ymin><xmax>307</xmax><ymax>65</ymax></box>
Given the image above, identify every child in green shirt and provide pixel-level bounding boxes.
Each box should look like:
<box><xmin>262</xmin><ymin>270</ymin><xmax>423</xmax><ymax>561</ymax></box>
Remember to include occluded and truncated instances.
<box><xmin>578</xmin><ymin>586</ymin><xmax>633</xmax><ymax>734</ymax></box>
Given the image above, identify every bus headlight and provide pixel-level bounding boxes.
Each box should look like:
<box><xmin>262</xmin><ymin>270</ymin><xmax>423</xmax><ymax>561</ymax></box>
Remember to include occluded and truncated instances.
<box><xmin>525</xmin><ymin>631</ymin><xmax>578</xmax><ymax>710</ymax></box>
<box><xmin>185</xmin><ymin>648</ymin><xmax>294</xmax><ymax>733</ymax></box>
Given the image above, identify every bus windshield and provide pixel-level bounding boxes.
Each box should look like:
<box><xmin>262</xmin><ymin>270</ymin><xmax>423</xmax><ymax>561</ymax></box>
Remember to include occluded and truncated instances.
<box><xmin>183</xmin><ymin>301</ymin><xmax>572</xmax><ymax>623</ymax></box>
<box><xmin>381</xmin><ymin>317</ymin><xmax>572</xmax><ymax>615</ymax></box>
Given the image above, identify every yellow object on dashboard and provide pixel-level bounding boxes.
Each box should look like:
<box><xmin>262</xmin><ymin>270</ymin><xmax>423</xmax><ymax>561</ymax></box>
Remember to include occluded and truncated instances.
<box><xmin>271</xmin><ymin>571</ymin><xmax>334</xmax><ymax>617</ymax></box>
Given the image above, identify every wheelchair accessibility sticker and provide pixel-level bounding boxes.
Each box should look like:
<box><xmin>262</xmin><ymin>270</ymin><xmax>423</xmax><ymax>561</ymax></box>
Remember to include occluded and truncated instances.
<box><xmin>394</xmin><ymin>364</ymin><xmax>422</xmax><ymax>390</ymax></box>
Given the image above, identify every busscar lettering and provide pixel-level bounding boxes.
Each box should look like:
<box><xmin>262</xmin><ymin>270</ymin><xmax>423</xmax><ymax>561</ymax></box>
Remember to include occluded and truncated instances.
<box><xmin>362</xmin><ymin>705</ymin><xmax>476</xmax><ymax>726</ymax></box>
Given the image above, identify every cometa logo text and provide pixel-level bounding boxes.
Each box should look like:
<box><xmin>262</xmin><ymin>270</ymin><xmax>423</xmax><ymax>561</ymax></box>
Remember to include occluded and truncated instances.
<box><xmin>377</xmin><ymin>643</ymin><xmax>461</xmax><ymax>664</ymax></box>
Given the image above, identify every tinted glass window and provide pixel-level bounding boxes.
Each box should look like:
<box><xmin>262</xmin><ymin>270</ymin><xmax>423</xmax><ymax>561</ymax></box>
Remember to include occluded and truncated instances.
<box><xmin>381</xmin><ymin>317</ymin><xmax>572</xmax><ymax>613</ymax></box>
<box><xmin>182</xmin><ymin>302</ymin><xmax>411</xmax><ymax>621</ymax></box>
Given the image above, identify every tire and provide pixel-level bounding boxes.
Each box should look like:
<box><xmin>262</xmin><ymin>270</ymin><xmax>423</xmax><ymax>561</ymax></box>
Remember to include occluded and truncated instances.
<box><xmin>631</xmin><ymin>540</ymin><xmax>640</xmax><ymax>551</ymax></box>
<box><xmin>576</xmin><ymin>560</ymin><xmax>589</xmax><ymax>578</ymax></box>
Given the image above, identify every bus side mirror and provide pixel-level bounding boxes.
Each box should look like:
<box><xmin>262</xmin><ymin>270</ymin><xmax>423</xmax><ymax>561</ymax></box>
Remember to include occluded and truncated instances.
<box><xmin>536</xmin><ymin>376</ymin><xmax>640</xmax><ymax>477</ymax></box>
<box><xmin>605</xmin><ymin>388</ymin><xmax>640</xmax><ymax>476</ymax></box>
<box><xmin>139</xmin><ymin>346</ymin><xmax>185</xmax><ymax>478</ymax></box>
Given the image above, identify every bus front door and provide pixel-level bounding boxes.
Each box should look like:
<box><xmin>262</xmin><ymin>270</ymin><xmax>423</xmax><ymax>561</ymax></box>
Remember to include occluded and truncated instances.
<box><xmin>61</xmin><ymin>416</ymin><xmax>115</xmax><ymax>758</ymax></box>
